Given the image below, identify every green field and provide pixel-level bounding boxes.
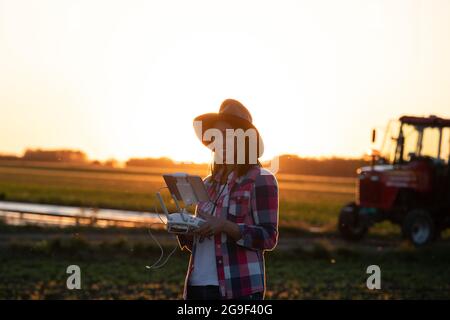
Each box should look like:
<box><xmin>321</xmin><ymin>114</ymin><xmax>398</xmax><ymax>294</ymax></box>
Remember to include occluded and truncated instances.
<box><xmin>0</xmin><ymin>160</ymin><xmax>403</xmax><ymax>236</ymax></box>
<box><xmin>0</xmin><ymin>160</ymin><xmax>355</xmax><ymax>228</ymax></box>
<box><xmin>1</xmin><ymin>235</ymin><xmax>449</xmax><ymax>299</ymax></box>
<box><xmin>0</xmin><ymin>161</ymin><xmax>449</xmax><ymax>299</ymax></box>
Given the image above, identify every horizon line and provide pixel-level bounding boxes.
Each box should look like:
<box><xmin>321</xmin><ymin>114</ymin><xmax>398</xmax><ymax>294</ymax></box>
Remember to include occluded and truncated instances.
<box><xmin>0</xmin><ymin>147</ymin><xmax>367</xmax><ymax>164</ymax></box>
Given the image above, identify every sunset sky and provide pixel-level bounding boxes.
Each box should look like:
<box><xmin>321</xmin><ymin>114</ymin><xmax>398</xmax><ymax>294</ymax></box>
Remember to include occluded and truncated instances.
<box><xmin>1</xmin><ymin>0</ymin><xmax>450</xmax><ymax>163</ymax></box>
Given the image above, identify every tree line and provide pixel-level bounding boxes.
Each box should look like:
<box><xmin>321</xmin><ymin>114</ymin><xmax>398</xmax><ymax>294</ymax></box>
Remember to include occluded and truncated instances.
<box><xmin>0</xmin><ymin>150</ymin><xmax>369</xmax><ymax>177</ymax></box>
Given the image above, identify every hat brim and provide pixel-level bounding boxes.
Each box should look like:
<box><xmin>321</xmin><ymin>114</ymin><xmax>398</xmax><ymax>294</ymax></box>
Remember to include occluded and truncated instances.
<box><xmin>193</xmin><ymin>113</ymin><xmax>264</xmax><ymax>158</ymax></box>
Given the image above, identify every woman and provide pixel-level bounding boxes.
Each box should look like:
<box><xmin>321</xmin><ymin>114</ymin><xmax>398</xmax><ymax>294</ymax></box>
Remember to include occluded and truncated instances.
<box><xmin>177</xmin><ymin>99</ymin><xmax>279</xmax><ymax>300</ymax></box>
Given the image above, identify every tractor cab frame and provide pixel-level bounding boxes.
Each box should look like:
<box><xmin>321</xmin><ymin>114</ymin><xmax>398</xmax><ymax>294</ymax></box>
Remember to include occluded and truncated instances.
<box><xmin>339</xmin><ymin>115</ymin><xmax>450</xmax><ymax>246</ymax></box>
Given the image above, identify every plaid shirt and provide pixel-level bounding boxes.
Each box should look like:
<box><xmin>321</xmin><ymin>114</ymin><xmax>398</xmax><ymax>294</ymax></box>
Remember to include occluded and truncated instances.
<box><xmin>177</xmin><ymin>165</ymin><xmax>279</xmax><ymax>299</ymax></box>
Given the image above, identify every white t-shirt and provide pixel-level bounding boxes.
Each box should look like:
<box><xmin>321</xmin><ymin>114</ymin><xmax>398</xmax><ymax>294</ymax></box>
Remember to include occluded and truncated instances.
<box><xmin>189</xmin><ymin>183</ymin><xmax>228</xmax><ymax>286</ymax></box>
<box><xmin>189</xmin><ymin>233</ymin><xmax>219</xmax><ymax>285</ymax></box>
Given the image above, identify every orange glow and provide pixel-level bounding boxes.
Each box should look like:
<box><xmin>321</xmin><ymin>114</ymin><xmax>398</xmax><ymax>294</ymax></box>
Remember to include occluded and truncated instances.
<box><xmin>1</xmin><ymin>0</ymin><xmax>450</xmax><ymax>162</ymax></box>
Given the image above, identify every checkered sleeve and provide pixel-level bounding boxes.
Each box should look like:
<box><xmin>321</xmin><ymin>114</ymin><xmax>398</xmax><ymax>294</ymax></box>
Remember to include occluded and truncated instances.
<box><xmin>236</xmin><ymin>171</ymin><xmax>279</xmax><ymax>251</ymax></box>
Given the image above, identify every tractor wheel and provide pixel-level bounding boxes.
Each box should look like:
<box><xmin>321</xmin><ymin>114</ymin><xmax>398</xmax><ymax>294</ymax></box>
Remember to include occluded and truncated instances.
<box><xmin>402</xmin><ymin>209</ymin><xmax>436</xmax><ymax>247</ymax></box>
<box><xmin>338</xmin><ymin>202</ymin><xmax>368</xmax><ymax>241</ymax></box>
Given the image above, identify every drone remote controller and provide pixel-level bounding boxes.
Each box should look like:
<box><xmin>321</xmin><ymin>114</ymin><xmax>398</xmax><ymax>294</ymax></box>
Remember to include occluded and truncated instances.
<box><xmin>156</xmin><ymin>173</ymin><xmax>210</xmax><ymax>234</ymax></box>
<box><xmin>156</xmin><ymin>192</ymin><xmax>205</xmax><ymax>234</ymax></box>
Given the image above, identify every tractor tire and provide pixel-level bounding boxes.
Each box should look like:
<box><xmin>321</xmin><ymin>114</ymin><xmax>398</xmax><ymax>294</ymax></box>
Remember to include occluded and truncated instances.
<box><xmin>338</xmin><ymin>202</ymin><xmax>368</xmax><ymax>241</ymax></box>
<box><xmin>401</xmin><ymin>209</ymin><xmax>436</xmax><ymax>247</ymax></box>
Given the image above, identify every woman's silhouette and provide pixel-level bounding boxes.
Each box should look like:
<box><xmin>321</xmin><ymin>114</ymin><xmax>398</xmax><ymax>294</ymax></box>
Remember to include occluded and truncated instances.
<box><xmin>177</xmin><ymin>99</ymin><xmax>279</xmax><ymax>300</ymax></box>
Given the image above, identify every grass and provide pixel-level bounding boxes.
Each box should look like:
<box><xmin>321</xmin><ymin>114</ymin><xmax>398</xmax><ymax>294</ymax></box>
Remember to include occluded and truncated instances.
<box><xmin>1</xmin><ymin>237</ymin><xmax>449</xmax><ymax>299</ymax></box>
<box><xmin>0</xmin><ymin>163</ymin><xmax>403</xmax><ymax>237</ymax></box>
<box><xmin>0</xmin><ymin>161</ymin><xmax>449</xmax><ymax>299</ymax></box>
<box><xmin>0</xmin><ymin>167</ymin><xmax>164</xmax><ymax>211</ymax></box>
<box><xmin>0</xmin><ymin>240</ymin><xmax>187</xmax><ymax>299</ymax></box>
<box><xmin>0</xmin><ymin>161</ymin><xmax>354</xmax><ymax>226</ymax></box>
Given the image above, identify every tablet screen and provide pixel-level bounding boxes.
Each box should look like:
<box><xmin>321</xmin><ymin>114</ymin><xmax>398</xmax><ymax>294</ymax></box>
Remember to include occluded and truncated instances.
<box><xmin>163</xmin><ymin>173</ymin><xmax>210</xmax><ymax>205</ymax></box>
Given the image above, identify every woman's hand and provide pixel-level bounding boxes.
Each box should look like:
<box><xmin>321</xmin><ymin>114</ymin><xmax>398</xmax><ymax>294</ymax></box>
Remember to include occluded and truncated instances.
<box><xmin>194</xmin><ymin>212</ymin><xmax>227</xmax><ymax>239</ymax></box>
<box><xmin>194</xmin><ymin>212</ymin><xmax>242</xmax><ymax>242</ymax></box>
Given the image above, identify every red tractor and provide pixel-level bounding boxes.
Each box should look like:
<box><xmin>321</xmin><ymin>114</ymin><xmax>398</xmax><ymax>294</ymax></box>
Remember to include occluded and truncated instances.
<box><xmin>338</xmin><ymin>115</ymin><xmax>450</xmax><ymax>246</ymax></box>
